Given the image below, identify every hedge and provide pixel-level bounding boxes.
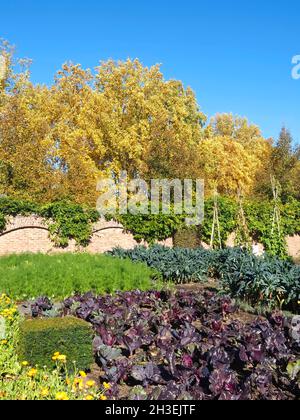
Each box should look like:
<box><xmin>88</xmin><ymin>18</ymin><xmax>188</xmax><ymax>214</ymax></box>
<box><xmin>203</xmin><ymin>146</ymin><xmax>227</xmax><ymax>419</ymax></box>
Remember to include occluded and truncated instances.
<box><xmin>173</xmin><ymin>226</ymin><xmax>202</xmax><ymax>249</ymax></box>
<box><xmin>18</xmin><ymin>317</ymin><xmax>94</xmax><ymax>371</ymax></box>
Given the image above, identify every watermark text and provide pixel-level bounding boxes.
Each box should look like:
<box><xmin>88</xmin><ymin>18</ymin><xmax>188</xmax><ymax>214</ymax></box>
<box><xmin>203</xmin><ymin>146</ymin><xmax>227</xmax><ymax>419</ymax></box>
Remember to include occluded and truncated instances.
<box><xmin>96</xmin><ymin>171</ymin><xmax>204</xmax><ymax>226</ymax></box>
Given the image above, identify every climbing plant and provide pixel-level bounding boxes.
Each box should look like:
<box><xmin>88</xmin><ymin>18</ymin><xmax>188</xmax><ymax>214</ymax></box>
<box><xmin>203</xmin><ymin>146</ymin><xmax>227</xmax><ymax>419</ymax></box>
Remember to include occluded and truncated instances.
<box><xmin>267</xmin><ymin>177</ymin><xmax>288</xmax><ymax>259</ymax></box>
<box><xmin>114</xmin><ymin>211</ymin><xmax>185</xmax><ymax>245</ymax></box>
<box><xmin>0</xmin><ymin>212</ymin><xmax>5</xmax><ymax>231</ymax></box>
<box><xmin>1</xmin><ymin>195</ymin><xmax>300</xmax><ymax>258</ymax></box>
<box><xmin>40</xmin><ymin>202</ymin><xmax>100</xmax><ymax>247</ymax></box>
<box><xmin>0</xmin><ymin>197</ymin><xmax>100</xmax><ymax>246</ymax></box>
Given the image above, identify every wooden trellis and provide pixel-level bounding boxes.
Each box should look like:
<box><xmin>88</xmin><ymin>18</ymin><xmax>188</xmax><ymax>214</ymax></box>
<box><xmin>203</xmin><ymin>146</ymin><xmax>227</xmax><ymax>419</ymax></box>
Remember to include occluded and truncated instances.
<box><xmin>271</xmin><ymin>176</ymin><xmax>282</xmax><ymax>237</ymax></box>
<box><xmin>235</xmin><ymin>189</ymin><xmax>251</xmax><ymax>250</ymax></box>
<box><xmin>210</xmin><ymin>189</ymin><xmax>222</xmax><ymax>249</ymax></box>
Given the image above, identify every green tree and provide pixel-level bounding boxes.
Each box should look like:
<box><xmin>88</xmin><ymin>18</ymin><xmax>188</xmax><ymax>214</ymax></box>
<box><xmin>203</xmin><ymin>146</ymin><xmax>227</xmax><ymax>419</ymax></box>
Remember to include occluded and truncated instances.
<box><xmin>271</xmin><ymin>127</ymin><xmax>300</xmax><ymax>201</ymax></box>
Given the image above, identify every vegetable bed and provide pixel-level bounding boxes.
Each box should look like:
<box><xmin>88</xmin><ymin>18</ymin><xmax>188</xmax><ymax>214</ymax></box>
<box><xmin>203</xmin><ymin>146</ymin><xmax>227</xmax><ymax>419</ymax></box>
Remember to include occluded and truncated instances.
<box><xmin>109</xmin><ymin>246</ymin><xmax>300</xmax><ymax>312</ymax></box>
<box><xmin>29</xmin><ymin>290</ymin><xmax>300</xmax><ymax>400</ymax></box>
<box><xmin>0</xmin><ymin>253</ymin><xmax>158</xmax><ymax>299</ymax></box>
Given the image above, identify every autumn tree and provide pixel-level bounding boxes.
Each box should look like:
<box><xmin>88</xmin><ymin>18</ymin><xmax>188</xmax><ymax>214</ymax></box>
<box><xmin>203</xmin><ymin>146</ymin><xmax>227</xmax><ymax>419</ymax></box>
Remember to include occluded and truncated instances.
<box><xmin>1</xmin><ymin>43</ymin><xmax>286</xmax><ymax>206</ymax></box>
<box><xmin>0</xmin><ymin>39</ymin><xmax>13</xmax><ymax>93</ymax></box>
<box><xmin>198</xmin><ymin>114</ymin><xmax>271</xmax><ymax>196</ymax></box>
<box><xmin>94</xmin><ymin>59</ymin><xmax>206</xmax><ymax>180</ymax></box>
<box><xmin>0</xmin><ymin>40</ymin><xmax>63</xmax><ymax>201</ymax></box>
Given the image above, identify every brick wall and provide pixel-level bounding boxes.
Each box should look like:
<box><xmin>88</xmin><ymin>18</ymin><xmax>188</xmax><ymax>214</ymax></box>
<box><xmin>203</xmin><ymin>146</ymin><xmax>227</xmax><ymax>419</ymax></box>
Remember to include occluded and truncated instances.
<box><xmin>0</xmin><ymin>215</ymin><xmax>299</xmax><ymax>258</ymax></box>
<box><xmin>0</xmin><ymin>216</ymin><xmax>173</xmax><ymax>256</ymax></box>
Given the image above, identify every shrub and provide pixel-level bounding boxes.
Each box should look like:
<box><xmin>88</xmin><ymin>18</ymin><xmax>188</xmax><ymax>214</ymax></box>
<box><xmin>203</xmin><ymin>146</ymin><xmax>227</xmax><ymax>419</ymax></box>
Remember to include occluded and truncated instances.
<box><xmin>18</xmin><ymin>317</ymin><xmax>94</xmax><ymax>371</ymax></box>
<box><xmin>173</xmin><ymin>227</ymin><xmax>202</xmax><ymax>249</ymax></box>
<box><xmin>0</xmin><ymin>295</ymin><xmax>106</xmax><ymax>400</ymax></box>
<box><xmin>0</xmin><ymin>253</ymin><xmax>158</xmax><ymax>300</ymax></box>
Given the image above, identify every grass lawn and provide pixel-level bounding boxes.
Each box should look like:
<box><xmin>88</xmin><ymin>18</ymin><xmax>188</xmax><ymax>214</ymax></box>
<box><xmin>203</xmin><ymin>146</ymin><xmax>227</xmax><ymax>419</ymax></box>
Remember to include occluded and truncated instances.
<box><xmin>0</xmin><ymin>253</ymin><xmax>159</xmax><ymax>300</ymax></box>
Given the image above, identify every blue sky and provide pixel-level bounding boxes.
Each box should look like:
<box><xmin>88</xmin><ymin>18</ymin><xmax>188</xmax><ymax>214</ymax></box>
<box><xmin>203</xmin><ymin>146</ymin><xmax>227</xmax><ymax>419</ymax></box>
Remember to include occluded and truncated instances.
<box><xmin>1</xmin><ymin>0</ymin><xmax>300</xmax><ymax>143</ymax></box>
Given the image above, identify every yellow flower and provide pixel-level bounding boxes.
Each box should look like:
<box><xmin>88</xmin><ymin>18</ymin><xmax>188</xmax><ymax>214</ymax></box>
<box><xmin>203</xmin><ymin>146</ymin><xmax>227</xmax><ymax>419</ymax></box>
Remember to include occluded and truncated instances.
<box><xmin>21</xmin><ymin>361</ymin><xmax>29</xmax><ymax>367</ymax></box>
<box><xmin>86</xmin><ymin>380</ymin><xmax>96</xmax><ymax>388</ymax></box>
<box><xmin>1</xmin><ymin>340</ymin><xmax>8</xmax><ymax>345</ymax></box>
<box><xmin>27</xmin><ymin>368</ymin><xmax>37</xmax><ymax>378</ymax></box>
<box><xmin>55</xmin><ymin>392</ymin><xmax>69</xmax><ymax>401</ymax></box>
<box><xmin>72</xmin><ymin>377</ymin><xmax>84</xmax><ymax>391</ymax></box>
<box><xmin>66</xmin><ymin>378</ymin><xmax>71</xmax><ymax>385</ymax></box>
<box><xmin>52</xmin><ymin>351</ymin><xmax>62</xmax><ymax>361</ymax></box>
<box><xmin>100</xmin><ymin>395</ymin><xmax>107</xmax><ymax>400</ymax></box>
<box><xmin>85</xmin><ymin>395</ymin><xmax>94</xmax><ymax>400</ymax></box>
<box><xmin>103</xmin><ymin>382</ymin><xmax>111</xmax><ymax>390</ymax></box>
<box><xmin>40</xmin><ymin>388</ymin><xmax>49</xmax><ymax>397</ymax></box>
<box><xmin>57</xmin><ymin>354</ymin><xmax>67</xmax><ymax>362</ymax></box>
<box><xmin>79</xmin><ymin>371</ymin><xmax>87</xmax><ymax>378</ymax></box>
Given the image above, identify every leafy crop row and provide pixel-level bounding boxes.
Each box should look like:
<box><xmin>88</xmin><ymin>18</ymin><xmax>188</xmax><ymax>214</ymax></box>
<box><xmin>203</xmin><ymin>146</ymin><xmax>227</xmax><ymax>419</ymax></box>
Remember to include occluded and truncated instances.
<box><xmin>109</xmin><ymin>246</ymin><xmax>300</xmax><ymax>312</ymax></box>
<box><xmin>31</xmin><ymin>290</ymin><xmax>300</xmax><ymax>400</ymax></box>
<box><xmin>0</xmin><ymin>253</ymin><xmax>158</xmax><ymax>300</ymax></box>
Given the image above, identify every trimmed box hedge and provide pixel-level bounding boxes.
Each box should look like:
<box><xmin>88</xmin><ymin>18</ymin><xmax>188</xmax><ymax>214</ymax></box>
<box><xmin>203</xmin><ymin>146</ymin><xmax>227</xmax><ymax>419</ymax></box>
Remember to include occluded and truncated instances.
<box><xmin>18</xmin><ymin>317</ymin><xmax>94</xmax><ymax>371</ymax></box>
<box><xmin>173</xmin><ymin>227</ymin><xmax>202</xmax><ymax>249</ymax></box>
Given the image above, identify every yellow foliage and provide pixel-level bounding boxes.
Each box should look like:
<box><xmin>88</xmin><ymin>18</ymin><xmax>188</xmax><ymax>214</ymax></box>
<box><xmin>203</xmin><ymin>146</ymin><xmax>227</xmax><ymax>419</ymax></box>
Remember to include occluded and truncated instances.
<box><xmin>0</xmin><ymin>43</ymin><xmax>273</xmax><ymax>204</ymax></box>
<box><xmin>199</xmin><ymin>114</ymin><xmax>272</xmax><ymax>196</ymax></box>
